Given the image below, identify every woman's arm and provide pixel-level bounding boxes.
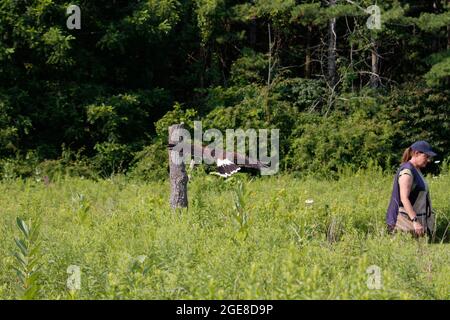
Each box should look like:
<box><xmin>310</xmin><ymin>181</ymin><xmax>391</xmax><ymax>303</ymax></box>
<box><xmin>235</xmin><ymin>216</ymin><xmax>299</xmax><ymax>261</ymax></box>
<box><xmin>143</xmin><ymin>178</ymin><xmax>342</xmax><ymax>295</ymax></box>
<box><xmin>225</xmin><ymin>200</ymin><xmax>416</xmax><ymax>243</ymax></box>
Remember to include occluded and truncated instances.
<box><xmin>399</xmin><ymin>174</ymin><xmax>424</xmax><ymax>235</ymax></box>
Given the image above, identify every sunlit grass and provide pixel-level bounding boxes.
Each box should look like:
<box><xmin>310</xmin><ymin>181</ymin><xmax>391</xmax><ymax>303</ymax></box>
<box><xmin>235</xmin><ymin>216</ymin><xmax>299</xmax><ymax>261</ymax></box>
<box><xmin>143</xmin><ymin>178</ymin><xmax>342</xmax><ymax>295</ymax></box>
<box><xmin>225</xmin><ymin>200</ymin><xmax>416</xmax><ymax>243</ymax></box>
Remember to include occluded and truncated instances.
<box><xmin>0</xmin><ymin>170</ymin><xmax>449</xmax><ymax>299</ymax></box>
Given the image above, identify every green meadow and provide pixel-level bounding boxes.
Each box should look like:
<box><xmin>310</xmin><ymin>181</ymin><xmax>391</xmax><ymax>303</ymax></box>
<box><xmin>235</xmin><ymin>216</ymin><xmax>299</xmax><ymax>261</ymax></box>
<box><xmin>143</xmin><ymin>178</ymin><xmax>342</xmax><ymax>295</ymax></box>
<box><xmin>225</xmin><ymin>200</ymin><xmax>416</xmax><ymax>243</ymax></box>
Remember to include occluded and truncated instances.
<box><xmin>0</xmin><ymin>169</ymin><xmax>449</xmax><ymax>300</ymax></box>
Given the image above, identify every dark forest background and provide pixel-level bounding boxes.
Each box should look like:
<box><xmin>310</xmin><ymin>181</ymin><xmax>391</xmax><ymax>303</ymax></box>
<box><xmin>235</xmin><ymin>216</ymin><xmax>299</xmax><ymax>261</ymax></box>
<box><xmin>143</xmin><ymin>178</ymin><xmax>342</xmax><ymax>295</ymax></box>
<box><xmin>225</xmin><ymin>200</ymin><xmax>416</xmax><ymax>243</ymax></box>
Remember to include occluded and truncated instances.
<box><xmin>1</xmin><ymin>0</ymin><xmax>449</xmax><ymax>180</ymax></box>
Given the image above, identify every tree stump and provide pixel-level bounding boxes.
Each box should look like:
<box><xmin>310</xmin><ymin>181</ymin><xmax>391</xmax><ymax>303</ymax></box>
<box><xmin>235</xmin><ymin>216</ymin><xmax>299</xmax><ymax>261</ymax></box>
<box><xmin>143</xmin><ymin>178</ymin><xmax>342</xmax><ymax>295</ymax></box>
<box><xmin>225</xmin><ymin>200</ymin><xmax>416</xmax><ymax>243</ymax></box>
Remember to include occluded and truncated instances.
<box><xmin>168</xmin><ymin>124</ymin><xmax>188</xmax><ymax>209</ymax></box>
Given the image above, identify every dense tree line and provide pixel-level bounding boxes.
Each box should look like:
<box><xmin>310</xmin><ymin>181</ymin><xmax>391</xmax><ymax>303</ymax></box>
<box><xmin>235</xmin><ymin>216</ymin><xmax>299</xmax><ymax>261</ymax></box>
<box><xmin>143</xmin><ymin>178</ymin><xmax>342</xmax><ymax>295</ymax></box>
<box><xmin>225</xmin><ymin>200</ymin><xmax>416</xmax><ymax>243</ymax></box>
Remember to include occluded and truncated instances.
<box><xmin>0</xmin><ymin>0</ymin><xmax>449</xmax><ymax>179</ymax></box>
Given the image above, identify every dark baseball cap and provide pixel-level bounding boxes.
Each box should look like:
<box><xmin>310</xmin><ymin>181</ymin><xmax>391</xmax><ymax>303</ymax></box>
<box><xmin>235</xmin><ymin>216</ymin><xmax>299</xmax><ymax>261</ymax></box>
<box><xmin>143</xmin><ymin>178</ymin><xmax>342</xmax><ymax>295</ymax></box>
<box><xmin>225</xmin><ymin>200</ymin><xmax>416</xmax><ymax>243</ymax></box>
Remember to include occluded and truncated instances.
<box><xmin>410</xmin><ymin>140</ymin><xmax>437</xmax><ymax>157</ymax></box>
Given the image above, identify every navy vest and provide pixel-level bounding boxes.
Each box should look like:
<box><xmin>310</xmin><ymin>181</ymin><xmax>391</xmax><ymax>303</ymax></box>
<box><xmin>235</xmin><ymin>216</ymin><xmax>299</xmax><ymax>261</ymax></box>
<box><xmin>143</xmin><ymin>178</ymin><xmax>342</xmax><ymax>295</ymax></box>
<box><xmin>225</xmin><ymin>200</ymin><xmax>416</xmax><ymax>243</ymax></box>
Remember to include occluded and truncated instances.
<box><xmin>386</xmin><ymin>161</ymin><xmax>428</xmax><ymax>227</ymax></box>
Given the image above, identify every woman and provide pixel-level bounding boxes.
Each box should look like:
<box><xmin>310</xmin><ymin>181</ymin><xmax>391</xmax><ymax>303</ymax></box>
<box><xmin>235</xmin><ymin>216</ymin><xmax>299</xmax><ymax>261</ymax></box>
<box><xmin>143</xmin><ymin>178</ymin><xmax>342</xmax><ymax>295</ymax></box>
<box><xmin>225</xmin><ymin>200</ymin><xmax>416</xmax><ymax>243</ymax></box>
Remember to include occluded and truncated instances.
<box><xmin>386</xmin><ymin>141</ymin><xmax>437</xmax><ymax>236</ymax></box>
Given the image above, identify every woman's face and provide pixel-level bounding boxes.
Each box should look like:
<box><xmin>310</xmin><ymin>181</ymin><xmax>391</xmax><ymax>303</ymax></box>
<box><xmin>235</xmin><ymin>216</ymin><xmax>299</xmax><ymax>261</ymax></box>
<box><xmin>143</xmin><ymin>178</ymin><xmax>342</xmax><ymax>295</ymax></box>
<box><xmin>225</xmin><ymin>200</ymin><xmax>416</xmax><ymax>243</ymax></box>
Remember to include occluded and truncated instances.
<box><xmin>412</xmin><ymin>151</ymin><xmax>431</xmax><ymax>168</ymax></box>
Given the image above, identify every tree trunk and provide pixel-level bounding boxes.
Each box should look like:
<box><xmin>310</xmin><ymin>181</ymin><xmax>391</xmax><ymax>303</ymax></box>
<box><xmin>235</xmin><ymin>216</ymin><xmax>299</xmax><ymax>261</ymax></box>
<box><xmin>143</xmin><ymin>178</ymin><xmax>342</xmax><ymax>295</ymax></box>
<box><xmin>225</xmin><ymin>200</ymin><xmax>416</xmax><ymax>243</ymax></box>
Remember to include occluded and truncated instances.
<box><xmin>350</xmin><ymin>41</ymin><xmax>354</xmax><ymax>92</ymax></box>
<box><xmin>370</xmin><ymin>37</ymin><xmax>380</xmax><ymax>88</ymax></box>
<box><xmin>305</xmin><ymin>24</ymin><xmax>312</xmax><ymax>79</ymax></box>
<box><xmin>250</xmin><ymin>16</ymin><xmax>257</xmax><ymax>47</ymax></box>
<box><xmin>267</xmin><ymin>23</ymin><xmax>272</xmax><ymax>88</ymax></box>
<box><xmin>168</xmin><ymin>124</ymin><xmax>188</xmax><ymax>209</ymax></box>
<box><xmin>199</xmin><ymin>45</ymin><xmax>207</xmax><ymax>89</ymax></box>
<box><xmin>327</xmin><ymin>0</ymin><xmax>337</xmax><ymax>87</ymax></box>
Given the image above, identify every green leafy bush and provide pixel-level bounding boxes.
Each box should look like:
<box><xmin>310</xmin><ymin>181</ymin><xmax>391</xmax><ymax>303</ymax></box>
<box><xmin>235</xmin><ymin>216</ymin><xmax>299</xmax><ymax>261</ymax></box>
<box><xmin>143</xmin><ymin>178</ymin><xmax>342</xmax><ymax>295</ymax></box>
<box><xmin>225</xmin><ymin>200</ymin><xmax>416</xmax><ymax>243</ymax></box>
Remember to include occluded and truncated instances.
<box><xmin>229</xmin><ymin>48</ymin><xmax>268</xmax><ymax>86</ymax></box>
<box><xmin>91</xmin><ymin>142</ymin><xmax>133</xmax><ymax>177</ymax></box>
<box><xmin>13</xmin><ymin>217</ymin><xmax>41</xmax><ymax>300</ymax></box>
<box><xmin>0</xmin><ymin>151</ymin><xmax>40</xmax><ymax>180</ymax></box>
<box><xmin>285</xmin><ymin>106</ymin><xmax>396</xmax><ymax>176</ymax></box>
<box><xmin>154</xmin><ymin>102</ymin><xmax>198</xmax><ymax>138</ymax></box>
<box><xmin>385</xmin><ymin>83</ymin><xmax>450</xmax><ymax>157</ymax></box>
<box><xmin>128</xmin><ymin>140</ymin><xmax>168</xmax><ymax>182</ymax></box>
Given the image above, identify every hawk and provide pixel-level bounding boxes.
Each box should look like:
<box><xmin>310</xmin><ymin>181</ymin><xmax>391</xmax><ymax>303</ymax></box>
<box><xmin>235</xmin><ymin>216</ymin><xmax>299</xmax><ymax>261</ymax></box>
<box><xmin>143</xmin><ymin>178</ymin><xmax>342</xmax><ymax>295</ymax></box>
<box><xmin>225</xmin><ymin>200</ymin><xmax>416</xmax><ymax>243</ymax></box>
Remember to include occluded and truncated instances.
<box><xmin>168</xmin><ymin>142</ymin><xmax>268</xmax><ymax>178</ymax></box>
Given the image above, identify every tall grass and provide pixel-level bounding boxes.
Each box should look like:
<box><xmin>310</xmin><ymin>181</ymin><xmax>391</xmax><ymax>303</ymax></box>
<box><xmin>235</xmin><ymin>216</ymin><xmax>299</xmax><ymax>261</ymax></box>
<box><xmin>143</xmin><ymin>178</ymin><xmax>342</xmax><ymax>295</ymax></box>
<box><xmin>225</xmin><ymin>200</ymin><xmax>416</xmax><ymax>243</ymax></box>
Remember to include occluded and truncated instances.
<box><xmin>0</xmin><ymin>169</ymin><xmax>448</xmax><ymax>299</ymax></box>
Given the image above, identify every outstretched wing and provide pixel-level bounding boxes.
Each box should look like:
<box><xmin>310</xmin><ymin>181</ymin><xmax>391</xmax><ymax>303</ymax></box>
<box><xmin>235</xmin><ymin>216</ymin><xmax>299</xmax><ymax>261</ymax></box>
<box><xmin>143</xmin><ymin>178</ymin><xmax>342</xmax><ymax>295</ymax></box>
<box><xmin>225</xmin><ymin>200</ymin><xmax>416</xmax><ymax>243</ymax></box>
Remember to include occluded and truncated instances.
<box><xmin>168</xmin><ymin>142</ymin><xmax>267</xmax><ymax>177</ymax></box>
<box><xmin>216</xmin><ymin>148</ymin><xmax>268</xmax><ymax>177</ymax></box>
<box><xmin>227</xmin><ymin>150</ymin><xmax>268</xmax><ymax>170</ymax></box>
<box><xmin>216</xmin><ymin>158</ymin><xmax>241</xmax><ymax>177</ymax></box>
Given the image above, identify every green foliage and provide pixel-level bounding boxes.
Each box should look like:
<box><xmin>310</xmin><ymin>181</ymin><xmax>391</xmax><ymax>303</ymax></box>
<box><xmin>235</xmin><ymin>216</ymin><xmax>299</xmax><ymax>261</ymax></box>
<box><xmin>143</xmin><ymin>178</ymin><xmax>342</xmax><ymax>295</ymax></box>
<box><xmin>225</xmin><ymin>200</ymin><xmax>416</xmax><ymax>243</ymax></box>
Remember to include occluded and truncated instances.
<box><xmin>86</xmin><ymin>90</ymin><xmax>172</xmax><ymax>145</ymax></box>
<box><xmin>0</xmin><ymin>172</ymin><xmax>449</xmax><ymax>299</ymax></box>
<box><xmin>0</xmin><ymin>96</ymin><xmax>18</xmax><ymax>156</ymax></box>
<box><xmin>98</xmin><ymin>0</ymin><xmax>181</xmax><ymax>50</ymax></box>
<box><xmin>128</xmin><ymin>140</ymin><xmax>168</xmax><ymax>182</ymax></box>
<box><xmin>92</xmin><ymin>142</ymin><xmax>133</xmax><ymax>177</ymax></box>
<box><xmin>42</xmin><ymin>27</ymin><xmax>75</xmax><ymax>66</ymax></box>
<box><xmin>0</xmin><ymin>151</ymin><xmax>40</xmax><ymax>180</ymax></box>
<box><xmin>385</xmin><ymin>83</ymin><xmax>450</xmax><ymax>156</ymax></box>
<box><xmin>130</xmin><ymin>102</ymin><xmax>199</xmax><ymax>181</ymax></box>
<box><xmin>230</xmin><ymin>48</ymin><xmax>268</xmax><ymax>86</ymax></box>
<box><xmin>71</xmin><ymin>193</ymin><xmax>91</xmax><ymax>225</ymax></box>
<box><xmin>195</xmin><ymin>0</ymin><xmax>226</xmax><ymax>44</ymax></box>
<box><xmin>0</xmin><ymin>0</ymin><xmax>449</xmax><ymax>178</ymax></box>
<box><xmin>0</xmin><ymin>0</ymin><xmax>449</xmax><ymax>301</ymax></box>
<box><xmin>0</xmin><ymin>146</ymin><xmax>97</xmax><ymax>181</ymax></box>
<box><xmin>230</xmin><ymin>180</ymin><xmax>250</xmax><ymax>242</ymax></box>
<box><xmin>154</xmin><ymin>103</ymin><xmax>198</xmax><ymax>138</ymax></box>
<box><xmin>286</xmin><ymin>96</ymin><xmax>396</xmax><ymax>176</ymax></box>
<box><xmin>201</xmin><ymin>77</ymin><xmax>325</xmax><ymax>131</ymax></box>
<box><xmin>202</xmin><ymin>84</ymin><xmax>268</xmax><ymax>130</ymax></box>
<box><xmin>425</xmin><ymin>56</ymin><xmax>450</xmax><ymax>88</ymax></box>
<box><xmin>13</xmin><ymin>217</ymin><xmax>41</xmax><ymax>300</ymax></box>
<box><xmin>272</xmin><ymin>77</ymin><xmax>325</xmax><ymax>111</ymax></box>
<box><xmin>290</xmin><ymin>2</ymin><xmax>326</xmax><ymax>26</ymax></box>
<box><xmin>249</xmin><ymin>0</ymin><xmax>296</xmax><ymax>19</ymax></box>
<box><xmin>415</xmin><ymin>11</ymin><xmax>450</xmax><ymax>33</ymax></box>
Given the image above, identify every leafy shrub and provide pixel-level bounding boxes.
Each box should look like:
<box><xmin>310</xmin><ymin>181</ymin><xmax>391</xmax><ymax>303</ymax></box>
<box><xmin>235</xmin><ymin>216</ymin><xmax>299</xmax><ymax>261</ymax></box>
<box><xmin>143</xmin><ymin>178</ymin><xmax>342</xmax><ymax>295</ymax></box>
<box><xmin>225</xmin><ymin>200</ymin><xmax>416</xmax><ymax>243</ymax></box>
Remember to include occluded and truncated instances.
<box><xmin>385</xmin><ymin>83</ymin><xmax>450</xmax><ymax>159</ymax></box>
<box><xmin>229</xmin><ymin>48</ymin><xmax>268</xmax><ymax>86</ymax></box>
<box><xmin>424</xmin><ymin>51</ymin><xmax>450</xmax><ymax>88</ymax></box>
<box><xmin>0</xmin><ymin>151</ymin><xmax>40</xmax><ymax>180</ymax></box>
<box><xmin>86</xmin><ymin>89</ymin><xmax>171</xmax><ymax>145</ymax></box>
<box><xmin>0</xmin><ymin>146</ymin><xmax>98</xmax><ymax>181</ymax></box>
<box><xmin>91</xmin><ymin>142</ymin><xmax>133</xmax><ymax>177</ymax></box>
<box><xmin>285</xmin><ymin>107</ymin><xmax>396</xmax><ymax>176</ymax></box>
<box><xmin>13</xmin><ymin>217</ymin><xmax>41</xmax><ymax>300</ymax></box>
<box><xmin>36</xmin><ymin>158</ymin><xmax>97</xmax><ymax>181</ymax></box>
<box><xmin>154</xmin><ymin>102</ymin><xmax>198</xmax><ymax>138</ymax></box>
<box><xmin>272</xmin><ymin>77</ymin><xmax>325</xmax><ymax>112</ymax></box>
<box><xmin>127</xmin><ymin>139</ymin><xmax>168</xmax><ymax>182</ymax></box>
<box><xmin>0</xmin><ymin>95</ymin><xmax>19</xmax><ymax>157</ymax></box>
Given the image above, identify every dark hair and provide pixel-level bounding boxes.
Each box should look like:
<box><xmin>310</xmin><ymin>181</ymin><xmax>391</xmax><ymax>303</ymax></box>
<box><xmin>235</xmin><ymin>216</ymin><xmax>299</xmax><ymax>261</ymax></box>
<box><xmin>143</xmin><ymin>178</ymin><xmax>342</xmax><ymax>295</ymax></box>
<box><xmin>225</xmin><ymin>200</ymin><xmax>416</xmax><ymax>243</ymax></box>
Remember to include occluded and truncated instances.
<box><xmin>401</xmin><ymin>147</ymin><xmax>414</xmax><ymax>163</ymax></box>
